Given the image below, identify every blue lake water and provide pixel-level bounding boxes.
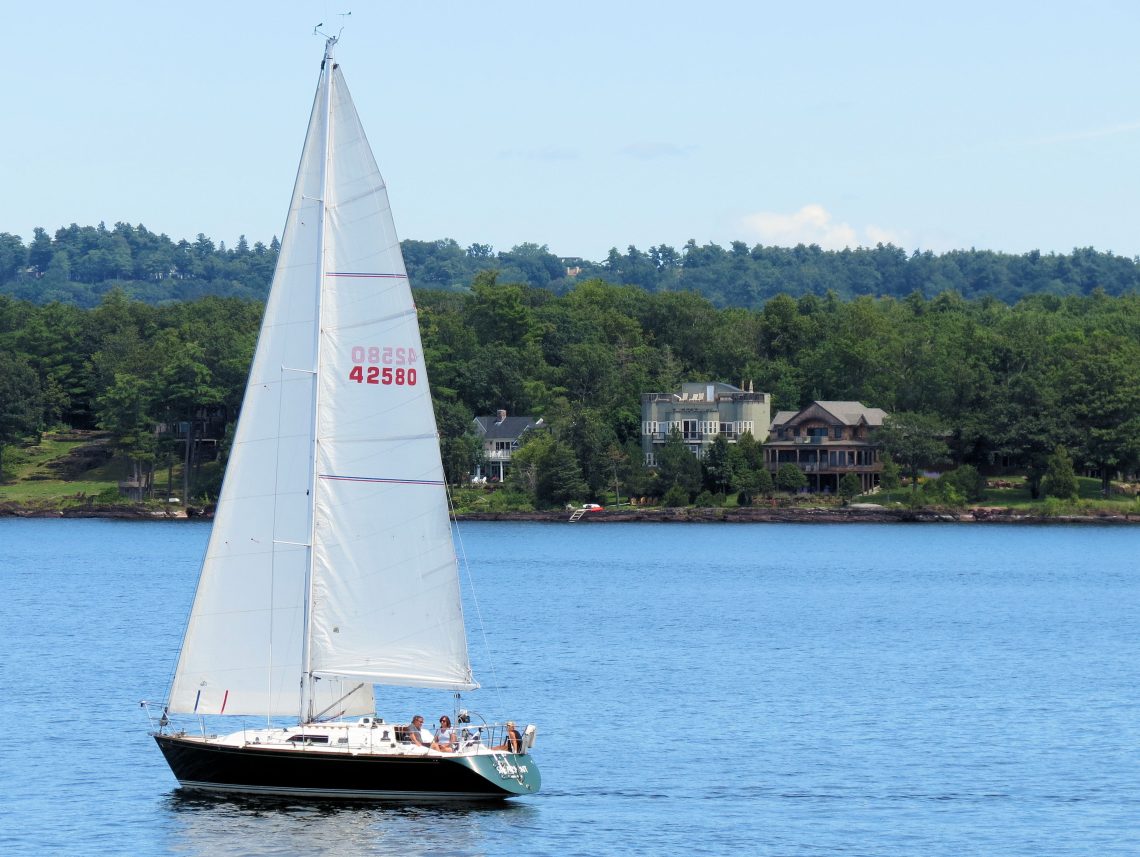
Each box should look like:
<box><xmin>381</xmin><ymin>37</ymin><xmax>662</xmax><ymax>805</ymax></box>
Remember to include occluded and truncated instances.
<box><xmin>0</xmin><ymin>518</ymin><xmax>1137</xmax><ymax>855</ymax></box>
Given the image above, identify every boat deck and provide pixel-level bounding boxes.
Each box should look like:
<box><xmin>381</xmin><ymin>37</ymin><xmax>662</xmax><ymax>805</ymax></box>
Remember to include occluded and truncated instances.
<box><xmin>160</xmin><ymin>716</ymin><xmax>531</xmax><ymax>760</ymax></box>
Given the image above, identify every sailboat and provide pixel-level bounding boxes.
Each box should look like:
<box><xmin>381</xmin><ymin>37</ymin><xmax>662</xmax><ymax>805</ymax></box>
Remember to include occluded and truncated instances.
<box><xmin>146</xmin><ymin>36</ymin><xmax>541</xmax><ymax>801</ymax></box>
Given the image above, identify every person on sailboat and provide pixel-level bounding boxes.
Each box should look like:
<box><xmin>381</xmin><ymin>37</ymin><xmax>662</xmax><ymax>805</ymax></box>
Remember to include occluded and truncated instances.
<box><xmin>432</xmin><ymin>715</ymin><xmax>457</xmax><ymax>752</ymax></box>
<box><xmin>493</xmin><ymin>721</ymin><xmax>522</xmax><ymax>753</ymax></box>
<box><xmin>406</xmin><ymin>715</ymin><xmax>427</xmax><ymax>746</ymax></box>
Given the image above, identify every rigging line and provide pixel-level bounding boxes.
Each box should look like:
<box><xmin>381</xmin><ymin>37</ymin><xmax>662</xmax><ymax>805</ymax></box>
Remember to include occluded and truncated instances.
<box><xmin>446</xmin><ymin>481</ymin><xmax>506</xmax><ymax>715</ymax></box>
<box><xmin>319</xmin><ymin>474</ymin><xmax>444</xmax><ymax>485</ymax></box>
<box><xmin>326</xmin><ymin>271</ymin><xmax>407</xmax><ymax>278</ymax></box>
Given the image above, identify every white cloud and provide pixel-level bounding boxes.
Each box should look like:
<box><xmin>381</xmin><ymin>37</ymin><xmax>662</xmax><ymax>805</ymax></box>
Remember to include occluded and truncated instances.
<box><xmin>864</xmin><ymin>224</ymin><xmax>905</xmax><ymax>247</ymax></box>
<box><xmin>740</xmin><ymin>204</ymin><xmax>902</xmax><ymax>249</ymax></box>
<box><xmin>1027</xmin><ymin>119</ymin><xmax>1140</xmax><ymax>146</ymax></box>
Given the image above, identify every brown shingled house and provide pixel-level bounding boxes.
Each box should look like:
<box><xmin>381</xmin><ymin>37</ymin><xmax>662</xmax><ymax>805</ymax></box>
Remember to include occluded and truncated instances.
<box><xmin>764</xmin><ymin>401</ymin><xmax>888</xmax><ymax>493</ymax></box>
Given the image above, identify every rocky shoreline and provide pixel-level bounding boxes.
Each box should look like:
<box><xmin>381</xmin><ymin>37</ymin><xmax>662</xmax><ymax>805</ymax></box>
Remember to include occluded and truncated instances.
<box><xmin>454</xmin><ymin>505</ymin><xmax>1139</xmax><ymax>525</ymax></box>
<box><xmin>0</xmin><ymin>501</ymin><xmax>210</xmax><ymax>520</ymax></box>
<box><xmin>1</xmin><ymin>500</ymin><xmax>1135</xmax><ymax>525</ymax></box>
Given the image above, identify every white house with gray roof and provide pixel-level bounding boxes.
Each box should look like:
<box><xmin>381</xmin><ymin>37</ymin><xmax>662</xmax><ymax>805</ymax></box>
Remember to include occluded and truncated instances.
<box><xmin>471</xmin><ymin>410</ymin><xmax>543</xmax><ymax>482</ymax></box>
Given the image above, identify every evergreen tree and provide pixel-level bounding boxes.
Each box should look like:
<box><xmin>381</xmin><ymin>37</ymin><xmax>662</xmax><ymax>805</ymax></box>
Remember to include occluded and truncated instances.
<box><xmin>877</xmin><ymin>412</ymin><xmax>949</xmax><ymax>492</ymax></box>
<box><xmin>879</xmin><ymin>453</ymin><xmax>901</xmax><ymax>491</ymax></box>
<box><xmin>656</xmin><ymin>427</ymin><xmax>701</xmax><ymax>497</ymax></box>
<box><xmin>701</xmin><ymin>433</ymin><xmax>735</xmax><ymax>494</ymax></box>
<box><xmin>1041</xmin><ymin>445</ymin><xmax>1080</xmax><ymax>500</ymax></box>
<box><xmin>776</xmin><ymin>462</ymin><xmax>807</xmax><ymax>493</ymax></box>
<box><xmin>0</xmin><ymin>352</ymin><xmax>43</xmax><ymax>479</ymax></box>
<box><xmin>838</xmin><ymin>472</ymin><xmax>862</xmax><ymax>501</ymax></box>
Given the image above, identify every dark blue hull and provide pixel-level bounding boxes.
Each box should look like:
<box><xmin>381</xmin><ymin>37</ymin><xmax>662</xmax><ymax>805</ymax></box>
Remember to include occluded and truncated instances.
<box><xmin>154</xmin><ymin>735</ymin><xmax>539</xmax><ymax>801</ymax></box>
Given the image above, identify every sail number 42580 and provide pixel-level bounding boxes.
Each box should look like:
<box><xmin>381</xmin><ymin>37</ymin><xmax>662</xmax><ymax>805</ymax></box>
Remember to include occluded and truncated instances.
<box><xmin>348</xmin><ymin>345</ymin><xmax>419</xmax><ymax>386</ymax></box>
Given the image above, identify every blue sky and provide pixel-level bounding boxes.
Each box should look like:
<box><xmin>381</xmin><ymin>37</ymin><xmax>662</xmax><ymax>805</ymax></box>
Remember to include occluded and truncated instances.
<box><xmin>4</xmin><ymin>1</ymin><xmax>1139</xmax><ymax>262</ymax></box>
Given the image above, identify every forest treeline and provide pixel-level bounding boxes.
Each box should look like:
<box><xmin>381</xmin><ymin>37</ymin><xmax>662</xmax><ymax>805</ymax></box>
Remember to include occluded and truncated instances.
<box><xmin>2</xmin><ymin>275</ymin><xmax>1139</xmax><ymax>506</ymax></box>
<box><xmin>3</xmin><ymin>222</ymin><xmax>1140</xmax><ymax>308</ymax></box>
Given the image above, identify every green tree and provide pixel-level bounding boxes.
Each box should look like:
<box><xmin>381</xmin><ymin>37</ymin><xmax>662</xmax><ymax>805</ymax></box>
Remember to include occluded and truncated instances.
<box><xmin>1060</xmin><ymin>337</ymin><xmax>1140</xmax><ymax>495</ymax></box>
<box><xmin>1041</xmin><ymin>445</ymin><xmax>1080</xmax><ymax>500</ymax></box>
<box><xmin>775</xmin><ymin>462</ymin><xmax>807</xmax><ymax>493</ymax></box>
<box><xmin>838</xmin><ymin>472</ymin><xmax>862</xmax><ymax>501</ymax></box>
<box><xmin>732</xmin><ymin>430</ymin><xmax>763</xmax><ymax>470</ymax></box>
<box><xmin>508</xmin><ymin>432</ymin><xmax>588</xmax><ymax>507</ymax></box>
<box><xmin>879</xmin><ymin>452</ymin><xmax>900</xmax><ymax>491</ymax></box>
<box><xmin>559</xmin><ymin>407</ymin><xmax>618</xmax><ymax>497</ymax></box>
<box><xmin>95</xmin><ymin>371</ymin><xmax>157</xmax><ymax>494</ymax></box>
<box><xmin>736</xmin><ymin>465</ymin><xmax>774</xmax><ymax>505</ymax></box>
<box><xmin>617</xmin><ymin>440</ymin><xmax>654</xmax><ymax>500</ymax></box>
<box><xmin>152</xmin><ymin>332</ymin><xmax>223</xmax><ymax>501</ymax></box>
<box><xmin>876</xmin><ymin>412</ymin><xmax>949</xmax><ymax>492</ymax></box>
<box><xmin>535</xmin><ymin>439</ymin><xmax>589</xmax><ymax>506</ymax></box>
<box><xmin>434</xmin><ymin>398</ymin><xmax>478</xmax><ymax>485</ymax></box>
<box><xmin>701</xmin><ymin>433</ymin><xmax>735</xmax><ymax>494</ymax></box>
<box><xmin>467</xmin><ymin>274</ymin><xmax>535</xmax><ymax>345</ymax></box>
<box><xmin>0</xmin><ymin>352</ymin><xmax>42</xmax><ymax>479</ymax></box>
<box><xmin>656</xmin><ymin>427</ymin><xmax>701</xmax><ymax>498</ymax></box>
<box><xmin>944</xmin><ymin>464</ymin><xmax>987</xmax><ymax>502</ymax></box>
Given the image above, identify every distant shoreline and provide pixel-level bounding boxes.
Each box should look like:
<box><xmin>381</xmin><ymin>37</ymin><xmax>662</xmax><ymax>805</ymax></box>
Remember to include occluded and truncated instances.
<box><xmin>3</xmin><ymin>502</ymin><xmax>1133</xmax><ymax>525</ymax></box>
<box><xmin>454</xmin><ymin>506</ymin><xmax>1140</xmax><ymax>525</ymax></box>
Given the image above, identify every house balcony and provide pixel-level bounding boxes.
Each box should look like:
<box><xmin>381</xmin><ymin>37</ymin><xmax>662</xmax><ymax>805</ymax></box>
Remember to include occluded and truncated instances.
<box><xmin>766</xmin><ymin>462</ymin><xmax>881</xmax><ymax>474</ymax></box>
<box><xmin>645</xmin><ymin>431</ymin><xmax>707</xmax><ymax>443</ymax></box>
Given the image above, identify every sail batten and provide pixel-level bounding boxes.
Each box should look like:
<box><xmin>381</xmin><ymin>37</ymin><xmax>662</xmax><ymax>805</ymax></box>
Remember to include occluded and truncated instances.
<box><xmin>167</xmin><ymin>47</ymin><xmax>472</xmax><ymax>718</ymax></box>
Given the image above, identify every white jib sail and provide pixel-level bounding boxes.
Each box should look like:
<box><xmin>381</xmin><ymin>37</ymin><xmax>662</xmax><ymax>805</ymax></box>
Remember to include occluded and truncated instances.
<box><xmin>167</xmin><ymin>47</ymin><xmax>474</xmax><ymax>719</ymax></box>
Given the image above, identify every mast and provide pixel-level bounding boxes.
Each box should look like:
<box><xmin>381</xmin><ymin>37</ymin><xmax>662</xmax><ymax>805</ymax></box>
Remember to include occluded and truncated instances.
<box><xmin>300</xmin><ymin>34</ymin><xmax>338</xmax><ymax>724</ymax></box>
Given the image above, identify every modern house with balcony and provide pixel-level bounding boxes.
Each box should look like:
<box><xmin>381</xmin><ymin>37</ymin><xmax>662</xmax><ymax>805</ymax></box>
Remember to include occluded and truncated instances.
<box><xmin>640</xmin><ymin>381</ymin><xmax>771</xmax><ymax>465</ymax></box>
<box><xmin>764</xmin><ymin>401</ymin><xmax>888</xmax><ymax>493</ymax></box>
<box><xmin>471</xmin><ymin>409</ymin><xmax>543</xmax><ymax>482</ymax></box>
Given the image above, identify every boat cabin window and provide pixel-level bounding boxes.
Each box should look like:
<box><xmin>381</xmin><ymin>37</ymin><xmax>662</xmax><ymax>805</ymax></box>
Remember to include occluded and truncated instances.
<box><xmin>287</xmin><ymin>734</ymin><xmax>329</xmax><ymax>744</ymax></box>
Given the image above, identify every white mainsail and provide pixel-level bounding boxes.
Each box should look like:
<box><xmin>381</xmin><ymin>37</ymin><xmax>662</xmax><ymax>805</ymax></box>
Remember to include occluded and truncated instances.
<box><xmin>168</xmin><ymin>44</ymin><xmax>475</xmax><ymax>719</ymax></box>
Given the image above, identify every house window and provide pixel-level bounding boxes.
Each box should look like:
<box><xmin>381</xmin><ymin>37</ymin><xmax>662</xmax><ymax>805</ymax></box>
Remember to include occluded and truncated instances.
<box><xmin>833</xmin><ymin>427</ymin><xmax>843</xmax><ymax>439</ymax></box>
<box><xmin>808</xmin><ymin>427</ymin><xmax>828</xmax><ymax>438</ymax></box>
<box><xmin>645</xmin><ymin>452</ymin><xmax>656</xmax><ymax>466</ymax></box>
<box><xmin>682</xmin><ymin>419</ymin><xmax>700</xmax><ymax>440</ymax></box>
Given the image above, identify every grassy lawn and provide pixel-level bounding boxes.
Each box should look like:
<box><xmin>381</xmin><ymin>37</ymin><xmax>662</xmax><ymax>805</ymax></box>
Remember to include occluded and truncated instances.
<box><xmin>866</xmin><ymin>475</ymin><xmax>1138</xmax><ymax>513</ymax></box>
<box><xmin>1</xmin><ymin>432</ymin><xmax>137</xmax><ymax>505</ymax></box>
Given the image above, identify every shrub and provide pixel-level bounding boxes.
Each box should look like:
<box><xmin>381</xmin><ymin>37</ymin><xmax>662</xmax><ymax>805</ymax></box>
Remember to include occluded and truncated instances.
<box><xmin>775</xmin><ymin>463</ymin><xmax>807</xmax><ymax>493</ymax></box>
<box><xmin>879</xmin><ymin>453</ymin><xmax>900</xmax><ymax>491</ymax></box>
<box><xmin>94</xmin><ymin>486</ymin><xmax>122</xmax><ymax>504</ymax></box>
<box><xmin>662</xmin><ymin>484</ymin><xmax>690</xmax><ymax>507</ymax></box>
<box><xmin>1042</xmin><ymin>446</ymin><xmax>1080</xmax><ymax>500</ymax></box>
<box><xmin>940</xmin><ymin>465</ymin><xmax>987</xmax><ymax>502</ymax></box>
<box><xmin>838</xmin><ymin>472</ymin><xmax>862</xmax><ymax>501</ymax></box>
<box><xmin>484</xmin><ymin>490</ymin><xmax>534</xmax><ymax>512</ymax></box>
